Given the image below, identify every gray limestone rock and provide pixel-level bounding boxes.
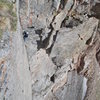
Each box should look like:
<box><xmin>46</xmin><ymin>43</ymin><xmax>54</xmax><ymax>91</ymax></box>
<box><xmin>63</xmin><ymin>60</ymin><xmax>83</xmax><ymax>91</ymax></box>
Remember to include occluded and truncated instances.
<box><xmin>1</xmin><ymin>0</ymin><xmax>100</xmax><ymax>100</ymax></box>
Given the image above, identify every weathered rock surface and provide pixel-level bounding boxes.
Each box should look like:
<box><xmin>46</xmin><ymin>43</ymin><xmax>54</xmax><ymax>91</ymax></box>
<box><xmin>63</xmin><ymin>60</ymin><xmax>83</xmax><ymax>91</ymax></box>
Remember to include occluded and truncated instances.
<box><xmin>0</xmin><ymin>0</ymin><xmax>100</xmax><ymax>100</ymax></box>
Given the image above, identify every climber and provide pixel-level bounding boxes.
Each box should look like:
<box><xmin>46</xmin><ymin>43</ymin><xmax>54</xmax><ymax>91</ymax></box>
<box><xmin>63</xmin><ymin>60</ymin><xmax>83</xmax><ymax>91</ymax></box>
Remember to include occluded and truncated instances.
<box><xmin>23</xmin><ymin>31</ymin><xmax>28</xmax><ymax>41</ymax></box>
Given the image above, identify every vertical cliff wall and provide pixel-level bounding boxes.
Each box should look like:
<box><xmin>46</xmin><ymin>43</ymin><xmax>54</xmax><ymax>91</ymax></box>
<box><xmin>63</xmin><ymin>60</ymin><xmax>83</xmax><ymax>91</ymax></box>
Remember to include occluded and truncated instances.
<box><xmin>0</xmin><ymin>0</ymin><xmax>100</xmax><ymax>100</ymax></box>
<box><xmin>0</xmin><ymin>0</ymin><xmax>32</xmax><ymax>100</ymax></box>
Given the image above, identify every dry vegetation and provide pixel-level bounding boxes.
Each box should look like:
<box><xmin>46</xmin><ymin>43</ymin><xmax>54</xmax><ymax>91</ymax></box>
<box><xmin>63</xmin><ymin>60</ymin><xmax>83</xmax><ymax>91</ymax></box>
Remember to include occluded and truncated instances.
<box><xmin>0</xmin><ymin>0</ymin><xmax>17</xmax><ymax>39</ymax></box>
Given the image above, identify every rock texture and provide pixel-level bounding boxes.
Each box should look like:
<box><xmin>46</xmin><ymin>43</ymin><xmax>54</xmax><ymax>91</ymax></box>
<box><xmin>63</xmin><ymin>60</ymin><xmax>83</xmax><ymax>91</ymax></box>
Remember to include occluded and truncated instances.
<box><xmin>0</xmin><ymin>0</ymin><xmax>100</xmax><ymax>100</ymax></box>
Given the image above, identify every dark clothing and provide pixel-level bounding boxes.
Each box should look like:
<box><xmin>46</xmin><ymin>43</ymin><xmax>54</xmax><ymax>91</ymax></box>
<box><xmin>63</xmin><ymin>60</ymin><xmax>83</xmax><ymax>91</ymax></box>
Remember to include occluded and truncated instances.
<box><xmin>23</xmin><ymin>31</ymin><xmax>28</xmax><ymax>41</ymax></box>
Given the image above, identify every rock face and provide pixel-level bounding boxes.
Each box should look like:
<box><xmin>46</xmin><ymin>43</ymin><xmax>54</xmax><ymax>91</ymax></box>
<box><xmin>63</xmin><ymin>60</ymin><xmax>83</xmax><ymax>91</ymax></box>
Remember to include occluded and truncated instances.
<box><xmin>0</xmin><ymin>0</ymin><xmax>100</xmax><ymax>100</ymax></box>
